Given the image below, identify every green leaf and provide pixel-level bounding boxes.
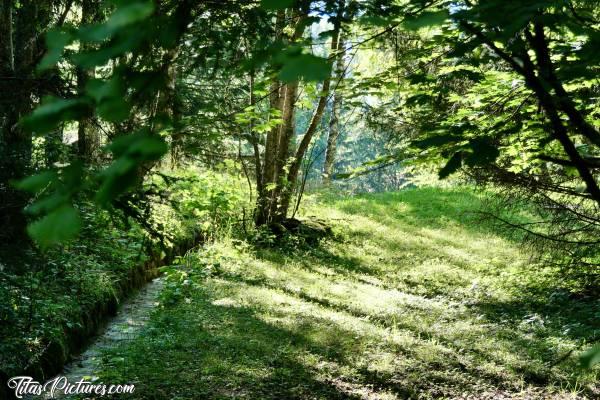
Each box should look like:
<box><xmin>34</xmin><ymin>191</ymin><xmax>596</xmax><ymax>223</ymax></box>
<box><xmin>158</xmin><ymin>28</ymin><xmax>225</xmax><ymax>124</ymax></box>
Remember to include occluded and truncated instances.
<box><xmin>106</xmin><ymin>131</ymin><xmax>144</xmax><ymax>157</ymax></box>
<box><xmin>97</xmin><ymin>98</ymin><xmax>131</xmax><ymax>122</ymax></box>
<box><xmin>38</xmin><ymin>28</ymin><xmax>73</xmax><ymax>71</ymax></box>
<box><xmin>403</xmin><ymin>10</ymin><xmax>449</xmax><ymax>31</ymax></box>
<box><xmin>407</xmin><ymin>73</ymin><xmax>436</xmax><ymax>84</ymax></box>
<box><xmin>26</xmin><ymin>194</ymin><xmax>70</xmax><ymax>216</ymax></box>
<box><xmin>405</xmin><ymin>93</ymin><xmax>434</xmax><ymax>106</ymax></box>
<box><xmin>15</xmin><ymin>171</ymin><xmax>56</xmax><ymax>193</ymax></box>
<box><xmin>21</xmin><ymin>97</ymin><xmax>89</xmax><ymax>135</ymax></box>
<box><xmin>358</xmin><ymin>15</ymin><xmax>393</xmax><ymax>27</ymax></box>
<box><xmin>72</xmin><ymin>36</ymin><xmax>141</xmax><ymax>68</ymax></box>
<box><xmin>86</xmin><ymin>77</ymin><xmax>123</xmax><ymax>103</ymax></box>
<box><xmin>440</xmin><ymin>69</ymin><xmax>484</xmax><ymax>83</ymax></box>
<box><xmin>581</xmin><ymin>345</ymin><xmax>600</xmax><ymax>369</ymax></box>
<box><xmin>278</xmin><ymin>53</ymin><xmax>331</xmax><ymax>82</ymax></box>
<box><xmin>260</xmin><ymin>0</ymin><xmax>294</xmax><ymax>10</ymax></box>
<box><xmin>128</xmin><ymin>135</ymin><xmax>168</xmax><ymax>161</ymax></box>
<box><xmin>28</xmin><ymin>205</ymin><xmax>81</xmax><ymax>248</ymax></box>
<box><xmin>78</xmin><ymin>1</ymin><xmax>155</xmax><ymax>42</ymax></box>
<box><xmin>439</xmin><ymin>152</ymin><xmax>463</xmax><ymax>179</ymax></box>
<box><xmin>108</xmin><ymin>132</ymin><xmax>168</xmax><ymax>160</ymax></box>
<box><xmin>86</xmin><ymin>78</ymin><xmax>131</xmax><ymax>122</ymax></box>
<box><xmin>96</xmin><ymin>133</ymin><xmax>167</xmax><ymax>206</ymax></box>
<box><xmin>95</xmin><ymin>161</ymin><xmax>138</xmax><ymax>206</ymax></box>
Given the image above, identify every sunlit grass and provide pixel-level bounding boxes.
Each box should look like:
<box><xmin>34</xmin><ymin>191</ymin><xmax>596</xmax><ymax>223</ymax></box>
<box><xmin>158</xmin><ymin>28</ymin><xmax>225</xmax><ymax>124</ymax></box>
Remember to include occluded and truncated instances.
<box><xmin>95</xmin><ymin>187</ymin><xmax>599</xmax><ymax>399</ymax></box>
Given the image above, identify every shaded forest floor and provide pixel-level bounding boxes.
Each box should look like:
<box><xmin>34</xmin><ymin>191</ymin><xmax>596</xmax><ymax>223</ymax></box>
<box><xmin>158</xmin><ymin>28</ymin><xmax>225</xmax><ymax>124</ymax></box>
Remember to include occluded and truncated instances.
<box><xmin>92</xmin><ymin>188</ymin><xmax>599</xmax><ymax>399</ymax></box>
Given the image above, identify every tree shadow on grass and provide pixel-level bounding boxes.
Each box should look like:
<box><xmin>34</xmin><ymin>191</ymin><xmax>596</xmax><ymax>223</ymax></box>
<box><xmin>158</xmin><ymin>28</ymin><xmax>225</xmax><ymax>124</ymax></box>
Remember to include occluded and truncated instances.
<box><xmin>100</xmin><ymin>289</ymin><xmax>377</xmax><ymax>399</ymax></box>
<box><xmin>98</xmin><ymin>261</ymin><xmax>598</xmax><ymax>400</ymax></box>
<box><xmin>320</xmin><ymin>187</ymin><xmax>529</xmax><ymax>245</ymax></box>
<box><xmin>472</xmin><ymin>290</ymin><xmax>600</xmax><ymax>351</ymax></box>
<box><xmin>216</xmin><ymin>267</ymin><xmax>598</xmax><ymax>392</ymax></box>
<box><xmin>252</xmin><ymin>244</ymin><xmax>379</xmax><ymax>279</ymax></box>
<box><xmin>235</xmin><ymin>250</ymin><xmax>598</xmax><ymax>396</ymax></box>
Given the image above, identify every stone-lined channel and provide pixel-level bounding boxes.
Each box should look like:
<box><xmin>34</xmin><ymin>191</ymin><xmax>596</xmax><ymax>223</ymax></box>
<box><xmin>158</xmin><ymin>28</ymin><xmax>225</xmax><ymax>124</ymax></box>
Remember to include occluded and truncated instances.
<box><xmin>35</xmin><ymin>277</ymin><xmax>166</xmax><ymax>398</ymax></box>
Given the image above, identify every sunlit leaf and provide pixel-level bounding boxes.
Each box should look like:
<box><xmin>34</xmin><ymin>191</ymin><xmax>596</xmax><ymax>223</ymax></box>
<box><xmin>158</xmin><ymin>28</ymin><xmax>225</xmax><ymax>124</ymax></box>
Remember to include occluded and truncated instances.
<box><xmin>96</xmin><ymin>132</ymin><xmax>168</xmax><ymax>206</ymax></box>
<box><xmin>21</xmin><ymin>97</ymin><xmax>90</xmax><ymax>135</ymax></box>
<box><xmin>38</xmin><ymin>28</ymin><xmax>73</xmax><ymax>71</ymax></box>
<box><xmin>127</xmin><ymin>135</ymin><xmax>169</xmax><ymax>161</ymax></box>
<box><xmin>358</xmin><ymin>15</ymin><xmax>393</xmax><ymax>27</ymax></box>
<box><xmin>414</xmin><ymin>134</ymin><xmax>463</xmax><ymax>149</ymax></box>
<box><xmin>95</xmin><ymin>160</ymin><xmax>139</xmax><ymax>206</ymax></box>
<box><xmin>78</xmin><ymin>0</ymin><xmax>155</xmax><ymax>42</ymax></box>
<box><xmin>15</xmin><ymin>171</ymin><xmax>56</xmax><ymax>193</ymax></box>
<box><xmin>97</xmin><ymin>98</ymin><xmax>131</xmax><ymax>122</ymax></box>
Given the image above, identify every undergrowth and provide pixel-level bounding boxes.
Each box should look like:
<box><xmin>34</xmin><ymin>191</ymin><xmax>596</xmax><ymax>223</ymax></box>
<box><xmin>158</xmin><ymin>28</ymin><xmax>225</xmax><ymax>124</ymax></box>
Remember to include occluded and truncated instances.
<box><xmin>0</xmin><ymin>168</ymin><xmax>246</xmax><ymax>379</ymax></box>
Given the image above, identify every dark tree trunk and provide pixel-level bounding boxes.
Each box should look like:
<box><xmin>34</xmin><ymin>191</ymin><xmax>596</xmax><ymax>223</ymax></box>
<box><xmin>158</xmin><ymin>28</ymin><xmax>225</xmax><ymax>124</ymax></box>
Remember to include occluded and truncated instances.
<box><xmin>0</xmin><ymin>0</ymin><xmax>31</xmax><ymax>244</ymax></box>
<box><xmin>77</xmin><ymin>0</ymin><xmax>101</xmax><ymax>162</ymax></box>
<box><xmin>0</xmin><ymin>0</ymin><xmax>63</xmax><ymax>244</ymax></box>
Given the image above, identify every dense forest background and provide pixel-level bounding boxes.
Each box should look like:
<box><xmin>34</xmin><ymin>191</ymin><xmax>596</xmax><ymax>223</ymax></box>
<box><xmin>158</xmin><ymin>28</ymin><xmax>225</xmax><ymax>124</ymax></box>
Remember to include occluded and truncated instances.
<box><xmin>0</xmin><ymin>0</ymin><xmax>599</xmax><ymax>399</ymax></box>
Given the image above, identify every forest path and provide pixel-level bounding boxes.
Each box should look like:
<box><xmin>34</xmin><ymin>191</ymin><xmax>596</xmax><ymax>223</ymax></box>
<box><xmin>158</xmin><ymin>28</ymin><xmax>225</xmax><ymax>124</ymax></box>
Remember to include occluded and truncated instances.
<box><xmin>74</xmin><ymin>188</ymin><xmax>598</xmax><ymax>399</ymax></box>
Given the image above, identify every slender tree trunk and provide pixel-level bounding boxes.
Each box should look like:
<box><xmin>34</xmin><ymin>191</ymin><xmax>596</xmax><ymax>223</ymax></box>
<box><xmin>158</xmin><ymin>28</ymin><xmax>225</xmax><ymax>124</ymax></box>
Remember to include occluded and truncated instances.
<box><xmin>0</xmin><ymin>0</ymin><xmax>14</xmax><ymax>71</ymax></box>
<box><xmin>277</xmin><ymin>26</ymin><xmax>341</xmax><ymax>217</ymax></box>
<box><xmin>255</xmin><ymin>9</ymin><xmax>294</xmax><ymax>225</ymax></box>
<box><xmin>248</xmin><ymin>70</ymin><xmax>263</xmax><ymax>197</ymax></box>
<box><xmin>77</xmin><ymin>0</ymin><xmax>100</xmax><ymax>162</ymax></box>
<box><xmin>167</xmin><ymin>51</ymin><xmax>184</xmax><ymax>168</ymax></box>
<box><xmin>324</xmin><ymin>34</ymin><xmax>346</xmax><ymax>185</ymax></box>
<box><xmin>269</xmin><ymin>80</ymin><xmax>299</xmax><ymax>220</ymax></box>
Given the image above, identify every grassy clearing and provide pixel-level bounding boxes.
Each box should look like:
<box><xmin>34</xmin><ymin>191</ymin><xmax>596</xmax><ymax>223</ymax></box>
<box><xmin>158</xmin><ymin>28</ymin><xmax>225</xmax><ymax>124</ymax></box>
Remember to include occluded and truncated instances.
<box><xmin>94</xmin><ymin>187</ymin><xmax>599</xmax><ymax>399</ymax></box>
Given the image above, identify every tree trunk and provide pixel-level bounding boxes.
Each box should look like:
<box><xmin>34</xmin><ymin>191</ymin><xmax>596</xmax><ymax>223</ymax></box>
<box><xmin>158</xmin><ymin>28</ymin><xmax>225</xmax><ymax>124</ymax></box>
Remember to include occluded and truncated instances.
<box><xmin>0</xmin><ymin>0</ymin><xmax>31</xmax><ymax>244</ymax></box>
<box><xmin>77</xmin><ymin>0</ymin><xmax>100</xmax><ymax>162</ymax></box>
<box><xmin>248</xmin><ymin>70</ymin><xmax>263</xmax><ymax>196</ymax></box>
<box><xmin>255</xmin><ymin>9</ymin><xmax>296</xmax><ymax>225</ymax></box>
<box><xmin>270</xmin><ymin>80</ymin><xmax>300</xmax><ymax>220</ymax></box>
<box><xmin>277</xmin><ymin>27</ymin><xmax>341</xmax><ymax>217</ymax></box>
<box><xmin>255</xmin><ymin>3</ymin><xmax>345</xmax><ymax>225</ymax></box>
<box><xmin>323</xmin><ymin>35</ymin><xmax>346</xmax><ymax>185</ymax></box>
